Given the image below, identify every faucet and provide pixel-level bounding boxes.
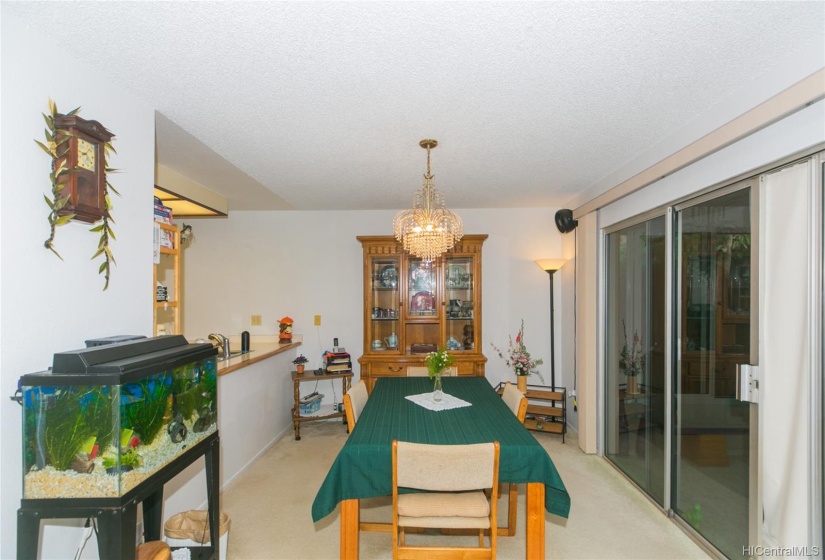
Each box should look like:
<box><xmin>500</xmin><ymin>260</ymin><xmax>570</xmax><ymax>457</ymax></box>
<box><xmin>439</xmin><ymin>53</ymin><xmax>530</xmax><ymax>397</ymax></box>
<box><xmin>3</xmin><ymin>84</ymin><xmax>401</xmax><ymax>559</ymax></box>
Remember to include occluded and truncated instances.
<box><xmin>208</xmin><ymin>333</ymin><xmax>230</xmax><ymax>360</ymax></box>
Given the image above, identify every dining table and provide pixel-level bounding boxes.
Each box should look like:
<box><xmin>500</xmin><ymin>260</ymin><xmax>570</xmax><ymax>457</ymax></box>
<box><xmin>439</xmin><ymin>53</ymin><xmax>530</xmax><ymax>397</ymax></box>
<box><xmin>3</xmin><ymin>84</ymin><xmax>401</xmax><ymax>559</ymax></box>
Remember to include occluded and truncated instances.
<box><xmin>312</xmin><ymin>376</ymin><xmax>571</xmax><ymax>559</ymax></box>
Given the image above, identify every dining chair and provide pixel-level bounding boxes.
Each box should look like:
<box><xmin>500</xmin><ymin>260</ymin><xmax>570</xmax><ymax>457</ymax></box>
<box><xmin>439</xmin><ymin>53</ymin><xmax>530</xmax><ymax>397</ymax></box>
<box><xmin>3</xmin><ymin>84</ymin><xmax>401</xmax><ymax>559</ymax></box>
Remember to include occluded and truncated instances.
<box><xmin>392</xmin><ymin>440</ymin><xmax>499</xmax><ymax>559</ymax></box>
<box><xmin>499</xmin><ymin>381</ymin><xmax>527</xmax><ymax>537</ymax></box>
<box><xmin>343</xmin><ymin>380</ymin><xmax>369</xmax><ymax>429</ymax></box>
<box><xmin>407</xmin><ymin>366</ymin><xmax>458</xmax><ymax>377</ymax></box>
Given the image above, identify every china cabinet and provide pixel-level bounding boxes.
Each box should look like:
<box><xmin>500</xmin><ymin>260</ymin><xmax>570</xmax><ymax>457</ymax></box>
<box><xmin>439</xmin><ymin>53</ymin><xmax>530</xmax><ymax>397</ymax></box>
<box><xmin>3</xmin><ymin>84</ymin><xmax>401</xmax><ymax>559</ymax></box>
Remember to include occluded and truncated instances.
<box><xmin>153</xmin><ymin>223</ymin><xmax>181</xmax><ymax>336</ymax></box>
<box><xmin>357</xmin><ymin>235</ymin><xmax>487</xmax><ymax>391</ymax></box>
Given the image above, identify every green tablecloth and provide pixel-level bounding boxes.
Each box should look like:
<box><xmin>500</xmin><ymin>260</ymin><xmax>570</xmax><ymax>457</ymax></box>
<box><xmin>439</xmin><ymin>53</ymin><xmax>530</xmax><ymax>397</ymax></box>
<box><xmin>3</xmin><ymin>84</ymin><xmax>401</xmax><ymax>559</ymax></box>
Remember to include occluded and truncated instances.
<box><xmin>311</xmin><ymin>377</ymin><xmax>571</xmax><ymax>522</ymax></box>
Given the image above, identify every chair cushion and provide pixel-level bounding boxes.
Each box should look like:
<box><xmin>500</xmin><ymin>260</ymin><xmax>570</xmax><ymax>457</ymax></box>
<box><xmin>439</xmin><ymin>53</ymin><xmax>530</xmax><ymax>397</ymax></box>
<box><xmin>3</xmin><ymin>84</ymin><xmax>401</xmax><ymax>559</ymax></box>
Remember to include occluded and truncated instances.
<box><xmin>398</xmin><ymin>490</ymin><xmax>489</xmax><ymax>518</ymax></box>
<box><xmin>398</xmin><ymin>514</ymin><xmax>491</xmax><ymax>529</ymax></box>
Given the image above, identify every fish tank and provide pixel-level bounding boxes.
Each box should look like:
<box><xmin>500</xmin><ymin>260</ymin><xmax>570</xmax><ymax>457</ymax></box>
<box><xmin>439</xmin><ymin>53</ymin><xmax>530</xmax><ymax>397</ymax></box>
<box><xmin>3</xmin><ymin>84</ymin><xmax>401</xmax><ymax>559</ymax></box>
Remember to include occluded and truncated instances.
<box><xmin>19</xmin><ymin>335</ymin><xmax>217</xmax><ymax>500</ymax></box>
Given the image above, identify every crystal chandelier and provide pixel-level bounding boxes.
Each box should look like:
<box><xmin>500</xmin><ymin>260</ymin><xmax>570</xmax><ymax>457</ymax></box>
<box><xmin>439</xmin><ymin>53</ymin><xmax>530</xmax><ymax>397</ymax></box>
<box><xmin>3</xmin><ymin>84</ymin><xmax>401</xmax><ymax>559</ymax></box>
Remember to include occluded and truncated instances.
<box><xmin>393</xmin><ymin>139</ymin><xmax>463</xmax><ymax>262</ymax></box>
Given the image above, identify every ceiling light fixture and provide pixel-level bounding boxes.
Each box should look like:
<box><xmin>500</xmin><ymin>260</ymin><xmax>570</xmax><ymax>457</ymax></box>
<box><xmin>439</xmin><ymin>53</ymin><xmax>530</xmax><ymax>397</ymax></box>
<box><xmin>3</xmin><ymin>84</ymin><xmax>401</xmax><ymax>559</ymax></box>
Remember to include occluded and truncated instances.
<box><xmin>393</xmin><ymin>139</ymin><xmax>463</xmax><ymax>262</ymax></box>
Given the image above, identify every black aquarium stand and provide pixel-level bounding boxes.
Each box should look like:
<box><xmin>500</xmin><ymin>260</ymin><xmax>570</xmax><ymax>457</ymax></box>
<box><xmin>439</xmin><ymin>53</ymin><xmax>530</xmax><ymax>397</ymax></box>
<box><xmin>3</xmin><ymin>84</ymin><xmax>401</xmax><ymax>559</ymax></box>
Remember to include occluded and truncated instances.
<box><xmin>18</xmin><ymin>431</ymin><xmax>220</xmax><ymax>560</ymax></box>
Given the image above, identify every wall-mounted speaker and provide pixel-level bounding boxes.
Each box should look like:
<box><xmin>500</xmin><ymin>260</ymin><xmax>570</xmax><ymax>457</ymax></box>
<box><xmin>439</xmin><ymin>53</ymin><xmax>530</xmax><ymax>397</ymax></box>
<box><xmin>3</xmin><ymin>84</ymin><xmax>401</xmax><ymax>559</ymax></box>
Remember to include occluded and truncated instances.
<box><xmin>555</xmin><ymin>209</ymin><xmax>578</xmax><ymax>234</ymax></box>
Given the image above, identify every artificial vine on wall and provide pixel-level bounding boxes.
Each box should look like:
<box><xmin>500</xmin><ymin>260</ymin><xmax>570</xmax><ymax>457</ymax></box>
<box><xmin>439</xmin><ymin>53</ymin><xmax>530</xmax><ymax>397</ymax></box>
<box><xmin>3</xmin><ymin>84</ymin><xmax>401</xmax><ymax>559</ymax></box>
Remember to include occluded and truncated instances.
<box><xmin>36</xmin><ymin>99</ymin><xmax>77</xmax><ymax>260</ymax></box>
<box><xmin>35</xmin><ymin>99</ymin><xmax>120</xmax><ymax>290</ymax></box>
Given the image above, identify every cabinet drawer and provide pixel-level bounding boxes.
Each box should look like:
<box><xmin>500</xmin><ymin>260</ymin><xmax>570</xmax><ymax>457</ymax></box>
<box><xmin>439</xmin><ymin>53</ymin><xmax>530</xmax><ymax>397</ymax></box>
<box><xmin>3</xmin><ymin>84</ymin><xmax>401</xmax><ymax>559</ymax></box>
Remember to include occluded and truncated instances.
<box><xmin>367</xmin><ymin>362</ymin><xmax>407</xmax><ymax>376</ymax></box>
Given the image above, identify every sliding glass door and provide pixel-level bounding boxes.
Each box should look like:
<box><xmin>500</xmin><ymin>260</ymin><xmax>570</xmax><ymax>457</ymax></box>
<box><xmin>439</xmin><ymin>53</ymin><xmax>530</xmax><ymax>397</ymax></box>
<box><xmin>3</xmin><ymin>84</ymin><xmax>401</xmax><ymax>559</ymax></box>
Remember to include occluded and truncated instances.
<box><xmin>605</xmin><ymin>215</ymin><xmax>666</xmax><ymax>505</ymax></box>
<box><xmin>674</xmin><ymin>185</ymin><xmax>756</xmax><ymax>558</ymax></box>
<box><xmin>605</xmin><ymin>184</ymin><xmax>757</xmax><ymax>557</ymax></box>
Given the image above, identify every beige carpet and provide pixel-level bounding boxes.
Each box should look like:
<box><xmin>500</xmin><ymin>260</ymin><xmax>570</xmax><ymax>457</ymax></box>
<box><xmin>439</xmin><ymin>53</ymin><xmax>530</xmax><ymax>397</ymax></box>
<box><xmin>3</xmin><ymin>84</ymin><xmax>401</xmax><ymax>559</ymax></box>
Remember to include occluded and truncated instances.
<box><xmin>219</xmin><ymin>420</ymin><xmax>710</xmax><ymax>559</ymax></box>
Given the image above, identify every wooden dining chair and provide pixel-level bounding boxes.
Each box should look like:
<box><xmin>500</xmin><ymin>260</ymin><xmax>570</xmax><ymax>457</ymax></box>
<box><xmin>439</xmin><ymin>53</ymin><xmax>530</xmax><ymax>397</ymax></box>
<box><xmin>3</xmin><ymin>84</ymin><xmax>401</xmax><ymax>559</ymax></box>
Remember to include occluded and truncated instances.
<box><xmin>499</xmin><ymin>381</ymin><xmax>527</xmax><ymax>536</ymax></box>
<box><xmin>343</xmin><ymin>380</ymin><xmax>369</xmax><ymax>429</ymax></box>
<box><xmin>392</xmin><ymin>440</ymin><xmax>499</xmax><ymax>559</ymax></box>
<box><xmin>407</xmin><ymin>366</ymin><xmax>458</xmax><ymax>377</ymax></box>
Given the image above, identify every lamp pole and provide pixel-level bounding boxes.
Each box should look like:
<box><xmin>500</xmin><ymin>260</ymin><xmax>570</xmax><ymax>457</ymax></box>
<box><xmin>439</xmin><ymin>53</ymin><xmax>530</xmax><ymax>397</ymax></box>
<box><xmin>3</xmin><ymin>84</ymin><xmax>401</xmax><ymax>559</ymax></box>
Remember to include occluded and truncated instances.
<box><xmin>547</xmin><ymin>269</ymin><xmax>557</xmax><ymax>390</ymax></box>
<box><xmin>535</xmin><ymin>259</ymin><xmax>566</xmax><ymax>391</ymax></box>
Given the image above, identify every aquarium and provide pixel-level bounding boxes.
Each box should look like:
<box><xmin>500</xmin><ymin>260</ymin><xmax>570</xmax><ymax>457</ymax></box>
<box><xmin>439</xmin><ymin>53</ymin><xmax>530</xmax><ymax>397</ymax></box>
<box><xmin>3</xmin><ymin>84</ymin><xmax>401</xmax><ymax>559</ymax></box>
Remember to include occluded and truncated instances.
<box><xmin>20</xmin><ymin>335</ymin><xmax>217</xmax><ymax>499</ymax></box>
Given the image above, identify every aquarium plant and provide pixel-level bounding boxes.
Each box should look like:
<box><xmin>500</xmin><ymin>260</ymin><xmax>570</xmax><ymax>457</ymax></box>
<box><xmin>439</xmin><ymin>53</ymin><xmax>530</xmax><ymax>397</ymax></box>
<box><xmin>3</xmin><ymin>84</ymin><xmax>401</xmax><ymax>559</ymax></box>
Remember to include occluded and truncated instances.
<box><xmin>122</xmin><ymin>374</ymin><xmax>171</xmax><ymax>445</ymax></box>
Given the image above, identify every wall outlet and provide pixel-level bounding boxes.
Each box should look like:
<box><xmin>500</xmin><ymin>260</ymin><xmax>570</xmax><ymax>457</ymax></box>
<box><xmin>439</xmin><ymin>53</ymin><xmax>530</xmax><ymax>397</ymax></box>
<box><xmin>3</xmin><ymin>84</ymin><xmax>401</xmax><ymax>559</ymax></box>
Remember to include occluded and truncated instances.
<box><xmin>314</xmin><ymin>315</ymin><xmax>321</xmax><ymax>326</ymax></box>
<box><xmin>251</xmin><ymin>315</ymin><xmax>262</xmax><ymax>326</ymax></box>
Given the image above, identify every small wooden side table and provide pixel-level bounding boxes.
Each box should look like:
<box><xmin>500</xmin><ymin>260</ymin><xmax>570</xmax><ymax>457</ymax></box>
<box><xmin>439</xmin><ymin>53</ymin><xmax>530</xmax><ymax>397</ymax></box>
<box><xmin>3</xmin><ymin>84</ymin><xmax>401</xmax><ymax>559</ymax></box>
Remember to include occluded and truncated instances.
<box><xmin>291</xmin><ymin>369</ymin><xmax>353</xmax><ymax>440</ymax></box>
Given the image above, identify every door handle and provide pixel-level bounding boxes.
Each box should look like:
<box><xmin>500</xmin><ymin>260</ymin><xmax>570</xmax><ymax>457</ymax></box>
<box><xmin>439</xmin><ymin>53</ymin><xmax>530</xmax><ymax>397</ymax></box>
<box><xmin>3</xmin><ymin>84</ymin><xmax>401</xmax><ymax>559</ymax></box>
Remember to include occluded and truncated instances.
<box><xmin>736</xmin><ymin>364</ymin><xmax>760</xmax><ymax>403</ymax></box>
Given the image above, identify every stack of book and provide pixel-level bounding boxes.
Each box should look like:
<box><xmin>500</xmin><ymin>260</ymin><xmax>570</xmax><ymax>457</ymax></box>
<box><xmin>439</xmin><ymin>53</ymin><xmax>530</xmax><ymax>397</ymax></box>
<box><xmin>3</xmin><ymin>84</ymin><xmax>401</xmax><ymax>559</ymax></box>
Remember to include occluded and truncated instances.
<box><xmin>154</xmin><ymin>196</ymin><xmax>173</xmax><ymax>225</ymax></box>
<box><xmin>324</xmin><ymin>351</ymin><xmax>352</xmax><ymax>374</ymax></box>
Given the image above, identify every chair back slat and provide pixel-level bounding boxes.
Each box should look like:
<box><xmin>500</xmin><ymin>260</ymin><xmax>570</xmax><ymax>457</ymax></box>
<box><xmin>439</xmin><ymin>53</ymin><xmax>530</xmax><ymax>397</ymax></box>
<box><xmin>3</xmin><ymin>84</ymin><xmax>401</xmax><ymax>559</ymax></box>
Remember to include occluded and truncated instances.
<box><xmin>344</xmin><ymin>381</ymin><xmax>369</xmax><ymax>427</ymax></box>
<box><xmin>502</xmin><ymin>382</ymin><xmax>528</xmax><ymax>423</ymax></box>
<box><xmin>396</xmin><ymin>441</ymin><xmax>496</xmax><ymax>491</ymax></box>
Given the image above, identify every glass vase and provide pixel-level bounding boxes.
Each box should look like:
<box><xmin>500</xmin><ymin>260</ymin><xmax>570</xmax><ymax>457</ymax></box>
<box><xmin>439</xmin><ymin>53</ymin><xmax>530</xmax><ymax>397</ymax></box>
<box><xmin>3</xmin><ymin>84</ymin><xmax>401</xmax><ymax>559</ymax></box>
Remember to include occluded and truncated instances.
<box><xmin>433</xmin><ymin>372</ymin><xmax>443</xmax><ymax>402</ymax></box>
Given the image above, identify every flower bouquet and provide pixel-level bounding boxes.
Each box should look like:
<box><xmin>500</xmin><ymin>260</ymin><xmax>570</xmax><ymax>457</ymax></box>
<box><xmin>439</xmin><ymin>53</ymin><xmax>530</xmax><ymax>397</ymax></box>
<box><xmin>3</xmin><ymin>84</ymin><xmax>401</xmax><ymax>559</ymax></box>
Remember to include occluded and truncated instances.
<box><xmin>619</xmin><ymin>320</ymin><xmax>645</xmax><ymax>394</ymax></box>
<box><xmin>491</xmin><ymin>320</ymin><xmax>544</xmax><ymax>389</ymax></box>
<box><xmin>425</xmin><ymin>347</ymin><xmax>454</xmax><ymax>401</ymax></box>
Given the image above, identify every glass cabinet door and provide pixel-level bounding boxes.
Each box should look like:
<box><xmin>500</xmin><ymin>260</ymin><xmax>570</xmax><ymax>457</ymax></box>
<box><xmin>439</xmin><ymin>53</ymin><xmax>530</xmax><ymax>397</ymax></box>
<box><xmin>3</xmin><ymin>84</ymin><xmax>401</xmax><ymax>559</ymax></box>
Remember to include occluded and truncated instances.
<box><xmin>369</xmin><ymin>257</ymin><xmax>400</xmax><ymax>352</ymax></box>
<box><xmin>407</xmin><ymin>259</ymin><xmax>437</xmax><ymax>317</ymax></box>
<box><xmin>444</xmin><ymin>256</ymin><xmax>475</xmax><ymax>351</ymax></box>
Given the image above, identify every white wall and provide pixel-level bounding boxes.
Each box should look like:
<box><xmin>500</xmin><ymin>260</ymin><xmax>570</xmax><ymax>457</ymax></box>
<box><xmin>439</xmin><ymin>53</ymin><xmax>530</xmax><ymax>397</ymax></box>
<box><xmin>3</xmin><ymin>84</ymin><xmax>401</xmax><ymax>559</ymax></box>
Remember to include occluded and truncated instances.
<box><xmin>1</xmin><ymin>13</ymin><xmax>156</xmax><ymax>559</ymax></box>
<box><xmin>180</xmin><ymin>208</ymin><xmax>570</xmax><ymax>393</ymax></box>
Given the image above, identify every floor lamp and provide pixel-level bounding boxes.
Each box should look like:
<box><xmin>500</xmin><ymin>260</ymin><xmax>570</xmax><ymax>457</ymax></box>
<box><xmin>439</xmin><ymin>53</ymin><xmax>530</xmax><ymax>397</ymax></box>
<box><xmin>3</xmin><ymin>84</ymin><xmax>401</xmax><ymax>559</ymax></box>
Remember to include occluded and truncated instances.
<box><xmin>535</xmin><ymin>259</ymin><xmax>567</xmax><ymax>390</ymax></box>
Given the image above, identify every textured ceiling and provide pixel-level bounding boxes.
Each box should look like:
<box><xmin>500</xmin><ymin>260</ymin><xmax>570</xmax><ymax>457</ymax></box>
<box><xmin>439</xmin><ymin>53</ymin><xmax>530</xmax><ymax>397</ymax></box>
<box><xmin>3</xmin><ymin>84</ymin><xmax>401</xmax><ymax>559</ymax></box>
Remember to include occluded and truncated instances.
<box><xmin>5</xmin><ymin>1</ymin><xmax>824</xmax><ymax>211</ymax></box>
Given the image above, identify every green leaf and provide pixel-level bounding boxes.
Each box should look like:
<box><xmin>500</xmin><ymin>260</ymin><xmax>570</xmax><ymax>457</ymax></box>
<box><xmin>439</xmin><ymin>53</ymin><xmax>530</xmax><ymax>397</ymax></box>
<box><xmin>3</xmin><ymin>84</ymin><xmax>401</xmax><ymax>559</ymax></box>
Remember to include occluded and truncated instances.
<box><xmin>54</xmin><ymin>215</ymin><xmax>73</xmax><ymax>227</ymax></box>
<box><xmin>43</xmin><ymin>194</ymin><xmax>55</xmax><ymax>210</ymax></box>
<box><xmin>54</xmin><ymin>196</ymin><xmax>69</xmax><ymax>210</ymax></box>
<box><xmin>99</xmin><ymin>262</ymin><xmax>107</xmax><ymax>273</ymax></box>
<box><xmin>91</xmin><ymin>246</ymin><xmax>105</xmax><ymax>259</ymax></box>
<box><xmin>105</xmin><ymin>142</ymin><xmax>117</xmax><ymax>154</ymax></box>
<box><xmin>48</xmin><ymin>245</ymin><xmax>64</xmax><ymax>260</ymax></box>
<box><xmin>44</xmin><ymin>128</ymin><xmax>53</xmax><ymax>143</ymax></box>
<box><xmin>89</xmin><ymin>224</ymin><xmax>105</xmax><ymax>232</ymax></box>
<box><xmin>67</xmin><ymin>106</ymin><xmax>81</xmax><ymax>116</ymax></box>
<box><xmin>107</xmin><ymin>184</ymin><xmax>121</xmax><ymax>196</ymax></box>
<box><xmin>42</xmin><ymin>112</ymin><xmax>53</xmax><ymax>129</ymax></box>
<box><xmin>107</xmin><ymin>225</ymin><xmax>116</xmax><ymax>240</ymax></box>
<box><xmin>48</xmin><ymin>99</ymin><xmax>57</xmax><ymax>118</ymax></box>
<box><xmin>34</xmin><ymin>140</ymin><xmax>53</xmax><ymax>156</ymax></box>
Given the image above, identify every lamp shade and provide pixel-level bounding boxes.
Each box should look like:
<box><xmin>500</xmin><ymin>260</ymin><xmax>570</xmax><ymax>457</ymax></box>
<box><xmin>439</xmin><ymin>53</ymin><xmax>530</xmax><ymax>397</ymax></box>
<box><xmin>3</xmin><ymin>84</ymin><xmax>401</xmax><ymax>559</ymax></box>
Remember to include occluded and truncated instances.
<box><xmin>535</xmin><ymin>259</ymin><xmax>567</xmax><ymax>272</ymax></box>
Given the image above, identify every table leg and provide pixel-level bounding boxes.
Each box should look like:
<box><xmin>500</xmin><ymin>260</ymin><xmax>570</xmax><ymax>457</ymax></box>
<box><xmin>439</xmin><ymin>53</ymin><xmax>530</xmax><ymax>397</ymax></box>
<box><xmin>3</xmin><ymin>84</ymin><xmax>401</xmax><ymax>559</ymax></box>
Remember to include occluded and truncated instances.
<box><xmin>340</xmin><ymin>498</ymin><xmax>359</xmax><ymax>560</ymax></box>
<box><xmin>293</xmin><ymin>379</ymin><xmax>301</xmax><ymax>440</ymax></box>
<box><xmin>526</xmin><ymin>482</ymin><xmax>545</xmax><ymax>560</ymax></box>
<box><xmin>17</xmin><ymin>509</ymin><xmax>40</xmax><ymax>560</ymax></box>
<box><xmin>142</xmin><ymin>487</ymin><xmax>164</xmax><ymax>541</ymax></box>
<box><xmin>206</xmin><ymin>435</ymin><xmax>221</xmax><ymax>559</ymax></box>
<box><xmin>97</xmin><ymin>505</ymin><xmax>138</xmax><ymax>560</ymax></box>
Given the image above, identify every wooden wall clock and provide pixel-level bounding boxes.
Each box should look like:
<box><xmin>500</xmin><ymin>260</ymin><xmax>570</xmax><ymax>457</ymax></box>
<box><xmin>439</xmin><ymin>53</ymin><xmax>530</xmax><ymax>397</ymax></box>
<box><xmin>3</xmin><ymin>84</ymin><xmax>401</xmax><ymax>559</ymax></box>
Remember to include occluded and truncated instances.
<box><xmin>53</xmin><ymin>114</ymin><xmax>114</xmax><ymax>223</ymax></box>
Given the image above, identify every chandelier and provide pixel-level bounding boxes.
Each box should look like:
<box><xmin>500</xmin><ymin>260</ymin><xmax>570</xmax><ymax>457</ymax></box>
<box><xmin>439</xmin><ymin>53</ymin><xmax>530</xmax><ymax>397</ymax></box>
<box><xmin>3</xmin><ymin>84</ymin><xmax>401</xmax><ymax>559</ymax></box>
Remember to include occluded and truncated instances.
<box><xmin>392</xmin><ymin>139</ymin><xmax>463</xmax><ymax>262</ymax></box>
